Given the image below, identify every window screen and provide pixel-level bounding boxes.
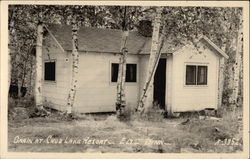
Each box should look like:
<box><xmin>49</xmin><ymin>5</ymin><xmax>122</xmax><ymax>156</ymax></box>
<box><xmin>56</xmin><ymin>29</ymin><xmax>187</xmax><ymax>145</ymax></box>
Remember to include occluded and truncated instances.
<box><xmin>44</xmin><ymin>61</ymin><xmax>56</xmax><ymax>81</ymax></box>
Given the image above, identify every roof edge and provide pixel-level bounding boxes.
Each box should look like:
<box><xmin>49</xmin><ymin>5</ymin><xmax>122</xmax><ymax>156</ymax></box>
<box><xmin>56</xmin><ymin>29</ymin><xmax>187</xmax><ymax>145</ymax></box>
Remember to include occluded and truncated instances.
<box><xmin>44</xmin><ymin>25</ymin><xmax>65</xmax><ymax>53</ymax></box>
<box><xmin>65</xmin><ymin>49</ymin><xmax>171</xmax><ymax>55</ymax></box>
<box><xmin>202</xmin><ymin>36</ymin><xmax>229</xmax><ymax>59</ymax></box>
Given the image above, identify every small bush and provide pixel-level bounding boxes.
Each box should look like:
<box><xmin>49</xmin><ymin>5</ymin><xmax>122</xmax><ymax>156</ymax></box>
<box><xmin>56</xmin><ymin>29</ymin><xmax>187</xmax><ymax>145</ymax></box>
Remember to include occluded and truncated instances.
<box><xmin>139</xmin><ymin>104</ymin><xmax>165</xmax><ymax>122</ymax></box>
<box><xmin>117</xmin><ymin>106</ymin><xmax>135</xmax><ymax>122</ymax></box>
<box><xmin>8</xmin><ymin>97</ymin><xmax>36</xmax><ymax>120</ymax></box>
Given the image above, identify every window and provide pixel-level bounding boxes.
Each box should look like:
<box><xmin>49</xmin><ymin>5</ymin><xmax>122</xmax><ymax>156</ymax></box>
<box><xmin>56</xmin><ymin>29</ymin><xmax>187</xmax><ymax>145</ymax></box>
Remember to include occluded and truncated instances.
<box><xmin>185</xmin><ymin>65</ymin><xmax>207</xmax><ymax>85</ymax></box>
<box><xmin>44</xmin><ymin>61</ymin><xmax>56</xmax><ymax>81</ymax></box>
<box><xmin>197</xmin><ymin>66</ymin><xmax>207</xmax><ymax>85</ymax></box>
<box><xmin>126</xmin><ymin>64</ymin><xmax>137</xmax><ymax>82</ymax></box>
<box><xmin>111</xmin><ymin>63</ymin><xmax>137</xmax><ymax>82</ymax></box>
<box><xmin>111</xmin><ymin>63</ymin><xmax>119</xmax><ymax>82</ymax></box>
<box><xmin>186</xmin><ymin>65</ymin><xmax>196</xmax><ymax>85</ymax></box>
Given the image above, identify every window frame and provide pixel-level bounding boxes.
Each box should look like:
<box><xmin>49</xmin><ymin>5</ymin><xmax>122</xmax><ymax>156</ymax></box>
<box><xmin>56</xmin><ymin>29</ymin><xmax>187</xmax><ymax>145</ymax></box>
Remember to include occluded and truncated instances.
<box><xmin>110</xmin><ymin>62</ymin><xmax>138</xmax><ymax>84</ymax></box>
<box><xmin>184</xmin><ymin>63</ymin><xmax>208</xmax><ymax>86</ymax></box>
<box><xmin>44</xmin><ymin>59</ymin><xmax>56</xmax><ymax>82</ymax></box>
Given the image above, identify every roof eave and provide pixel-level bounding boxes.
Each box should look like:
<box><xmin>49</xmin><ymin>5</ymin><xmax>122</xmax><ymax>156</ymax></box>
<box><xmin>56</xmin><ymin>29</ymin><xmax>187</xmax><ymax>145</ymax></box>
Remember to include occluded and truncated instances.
<box><xmin>202</xmin><ymin>36</ymin><xmax>229</xmax><ymax>59</ymax></box>
<box><xmin>44</xmin><ymin>25</ymin><xmax>65</xmax><ymax>53</ymax></box>
<box><xmin>65</xmin><ymin>49</ymin><xmax>171</xmax><ymax>55</ymax></box>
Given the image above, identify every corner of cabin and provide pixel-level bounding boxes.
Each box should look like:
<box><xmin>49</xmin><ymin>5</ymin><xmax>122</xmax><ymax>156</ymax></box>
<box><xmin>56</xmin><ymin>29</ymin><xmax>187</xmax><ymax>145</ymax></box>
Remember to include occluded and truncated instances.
<box><xmin>42</xmin><ymin>33</ymin><xmax>71</xmax><ymax>112</ymax></box>
<box><xmin>170</xmin><ymin>40</ymin><xmax>221</xmax><ymax>112</ymax></box>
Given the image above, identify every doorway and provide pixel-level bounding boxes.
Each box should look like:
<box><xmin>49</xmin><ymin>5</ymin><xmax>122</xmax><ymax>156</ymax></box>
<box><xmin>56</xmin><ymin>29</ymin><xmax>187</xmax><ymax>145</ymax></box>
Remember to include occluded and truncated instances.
<box><xmin>153</xmin><ymin>58</ymin><xmax>166</xmax><ymax>109</ymax></box>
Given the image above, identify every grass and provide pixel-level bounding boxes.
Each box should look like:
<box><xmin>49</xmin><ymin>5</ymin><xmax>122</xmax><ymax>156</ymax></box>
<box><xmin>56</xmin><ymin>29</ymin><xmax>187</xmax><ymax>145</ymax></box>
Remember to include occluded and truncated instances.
<box><xmin>8</xmin><ymin>98</ymin><xmax>243</xmax><ymax>153</ymax></box>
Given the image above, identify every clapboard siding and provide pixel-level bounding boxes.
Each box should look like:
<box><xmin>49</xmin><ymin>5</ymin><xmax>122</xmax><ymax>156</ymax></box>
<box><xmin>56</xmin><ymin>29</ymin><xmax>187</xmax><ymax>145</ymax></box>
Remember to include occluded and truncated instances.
<box><xmin>166</xmin><ymin>56</ymin><xmax>173</xmax><ymax>112</ymax></box>
<box><xmin>42</xmin><ymin>35</ymin><xmax>71</xmax><ymax>111</ymax></box>
<box><xmin>42</xmin><ymin>33</ymin><xmax>223</xmax><ymax>114</ymax></box>
<box><xmin>138</xmin><ymin>55</ymin><xmax>149</xmax><ymax>100</ymax></box>
<box><xmin>74</xmin><ymin>53</ymin><xmax>140</xmax><ymax>113</ymax></box>
<box><xmin>171</xmin><ymin>41</ymin><xmax>219</xmax><ymax>112</ymax></box>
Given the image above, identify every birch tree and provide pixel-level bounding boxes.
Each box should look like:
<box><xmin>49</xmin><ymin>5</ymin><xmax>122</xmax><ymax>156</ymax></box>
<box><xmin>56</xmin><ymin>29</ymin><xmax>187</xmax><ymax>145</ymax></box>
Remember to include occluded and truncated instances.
<box><xmin>116</xmin><ymin>40</ymin><xmax>128</xmax><ymax>116</ymax></box>
<box><xmin>116</xmin><ymin>6</ymin><xmax>129</xmax><ymax>116</ymax></box>
<box><xmin>230</xmin><ymin>9</ymin><xmax>243</xmax><ymax>106</ymax></box>
<box><xmin>66</xmin><ymin>19</ymin><xmax>79</xmax><ymax>115</ymax></box>
<box><xmin>136</xmin><ymin>7</ymin><xmax>164</xmax><ymax>114</ymax></box>
<box><xmin>35</xmin><ymin>23</ymin><xmax>43</xmax><ymax>109</ymax></box>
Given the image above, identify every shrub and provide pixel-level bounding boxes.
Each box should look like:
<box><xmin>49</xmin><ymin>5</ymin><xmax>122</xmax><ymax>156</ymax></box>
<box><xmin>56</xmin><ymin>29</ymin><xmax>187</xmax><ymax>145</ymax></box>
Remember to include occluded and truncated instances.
<box><xmin>139</xmin><ymin>103</ymin><xmax>165</xmax><ymax>122</ymax></box>
<box><xmin>117</xmin><ymin>106</ymin><xmax>135</xmax><ymax>122</ymax></box>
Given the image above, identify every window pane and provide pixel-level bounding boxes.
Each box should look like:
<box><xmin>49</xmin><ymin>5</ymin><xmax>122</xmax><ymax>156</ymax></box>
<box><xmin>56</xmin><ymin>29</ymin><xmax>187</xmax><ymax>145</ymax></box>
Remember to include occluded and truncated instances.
<box><xmin>186</xmin><ymin>65</ymin><xmax>196</xmax><ymax>85</ymax></box>
<box><xmin>111</xmin><ymin>63</ymin><xmax>119</xmax><ymax>82</ymax></box>
<box><xmin>197</xmin><ymin>66</ymin><xmax>207</xmax><ymax>85</ymax></box>
<box><xmin>126</xmin><ymin>64</ymin><xmax>137</xmax><ymax>82</ymax></box>
<box><xmin>44</xmin><ymin>62</ymin><xmax>55</xmax><ymax>81</ymax></box>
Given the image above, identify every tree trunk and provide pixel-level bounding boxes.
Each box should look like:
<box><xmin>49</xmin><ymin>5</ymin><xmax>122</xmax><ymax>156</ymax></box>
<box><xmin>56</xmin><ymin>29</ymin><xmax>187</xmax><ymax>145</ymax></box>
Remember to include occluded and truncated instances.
<box><xmin>137</xmin><ymin>7</ymin><xmax>164</xmax><ymax>114</ymax></box>
<box><xmin>17</xmin><ymin>80</ymin><xmax>22</xmax><ymax>98</ymax></box>
<box><xmin>8</xmin><ymin>8</ymin><xmax>15</xmax><ymax>93</ymax></box>
<box><xmin>35</xmin><ymin>24</ymin><xmax>43</xmax><ymax>108</ymax></box>
<box><xmin>21</xmin><ymin>56</ymin><xmax>28</xmax><ymax>88</ymax></box>
<box><xmin>230</xmin><ymin>11</ymin><xmax>243</xmax><ymax>106</ymax></box>
<box><xmin>116</xmin><ymin>6</ymin><xmax>129</xmax><ymax>116</ymax></box>
<box><xmin>29</xmin><ymin>55</ymin><xmax>34</xmax><ymax>96</ymax></box>
<box><xmin>116</xmin><ymin>31</ymin><xmax>129</xmax><ymax>116</ymax></box>
<box><xmin>226</xmin><ymin>10</ymin><xmax>243</xmax><ymax>107</ymax></box>
<box><xmin>66</xmin><ymin>21</ymin><xmax>79</xmax><ymax>114</ymax></box>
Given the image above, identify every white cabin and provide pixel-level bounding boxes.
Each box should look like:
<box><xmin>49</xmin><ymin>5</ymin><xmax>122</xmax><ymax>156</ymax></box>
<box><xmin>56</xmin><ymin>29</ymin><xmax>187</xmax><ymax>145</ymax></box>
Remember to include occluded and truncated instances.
<box><xmin>41</xmin><ymin>24</ymin><xmax>228</xmax><ymax>114</ymax></box>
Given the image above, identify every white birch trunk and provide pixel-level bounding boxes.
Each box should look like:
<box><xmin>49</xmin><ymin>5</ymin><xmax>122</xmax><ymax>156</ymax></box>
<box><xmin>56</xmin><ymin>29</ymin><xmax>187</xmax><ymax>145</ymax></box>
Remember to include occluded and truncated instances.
<box><xmin>231</xmin><ymin>12</ymin><xmax>243</xmax><ymax>106</ymax></box>
<box><xmin>116</xmin><ymin>31</ymin><xmax>129</xmax><ymax>115</ymax></box>
<box><xmin>35</xmin><ymin>24</ymin><xmax>43</xmax><ymax>108</ymax></box>
<box><xmin>137</xmin><ymin>7</ymin><xmax>164</xmax><ymax>114</ymax></box>
<box><xmin>66</xmin><ymin>22</ymin><xmax>79</xmax><ymax>114</ymax></box>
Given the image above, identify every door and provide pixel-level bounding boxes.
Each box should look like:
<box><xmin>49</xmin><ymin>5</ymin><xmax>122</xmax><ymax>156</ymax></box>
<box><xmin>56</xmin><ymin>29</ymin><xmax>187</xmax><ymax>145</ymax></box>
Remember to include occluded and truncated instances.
<box><xmin>153</xmin><ymin>58</ymin><xmax>166</xmax><ymax>109</ymax></box>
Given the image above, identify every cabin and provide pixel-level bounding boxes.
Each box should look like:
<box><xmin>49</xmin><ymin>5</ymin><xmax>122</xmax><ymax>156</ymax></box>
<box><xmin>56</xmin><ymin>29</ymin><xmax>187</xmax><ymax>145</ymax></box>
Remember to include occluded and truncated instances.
<box><xmin>41</xmin><ymin>24</ymin><xmax>228</xmax><ymax>114</ymax></box>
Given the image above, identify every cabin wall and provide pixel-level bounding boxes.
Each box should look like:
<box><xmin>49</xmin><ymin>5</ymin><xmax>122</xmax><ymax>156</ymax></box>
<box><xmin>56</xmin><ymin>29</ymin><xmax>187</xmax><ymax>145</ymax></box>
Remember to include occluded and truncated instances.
<box><xmin>42</xmin><ymin>35</ymin><xmax>71</xmax><ymax>112</ymax></box>
<box><xmin>166</xmin><ymin>56</ymin><xmax>173</xmax><ymax>112</ymax></box>
<box><xmin>73</xmin><ymin>53</ymin><xmax>140</xmax><ymax>113</ymax></box>
<box><xmin>138</xmin><ymin>55</ymin><xmax>151</xmax><ymax>104</ymax></box>
<box><xmin>171</xmin><ymin>41</ymin><xmax>220</xmax><ymax>112</ymax></box>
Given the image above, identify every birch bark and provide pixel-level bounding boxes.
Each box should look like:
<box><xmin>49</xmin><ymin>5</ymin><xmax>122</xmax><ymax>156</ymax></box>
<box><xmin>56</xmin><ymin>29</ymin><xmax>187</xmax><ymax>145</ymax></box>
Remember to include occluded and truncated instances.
<box><xmin>137</xmin><ymin>7</ymin><xmax>164</xmax><ymax>114</ymax></box>
<box><xmin>116</xmin><ymin>31</ymin><xmax>129</xmax><ymax>116</ymax></box>
<box><xmin>66</xmin><ymin>22</ymin><xmax>79</xmax><ymax>114</ymax></box>
<box><xmin>35</xmin><ymin>24</ymin><xmax>43</xmax><ymax>108</ymax></box>
<box><xmin>230</xmin><ymin>11</ymin><xmax>243</xmax><ymax>106</ymax></box>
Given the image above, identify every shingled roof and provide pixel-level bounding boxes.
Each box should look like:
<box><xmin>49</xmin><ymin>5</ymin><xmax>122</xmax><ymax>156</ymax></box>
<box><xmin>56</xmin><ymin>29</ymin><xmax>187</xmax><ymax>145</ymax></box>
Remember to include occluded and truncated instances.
<box><xmin>46</xmin><ymin>24</ymin><xmax>182</xmax><ymax>54</ymax></box>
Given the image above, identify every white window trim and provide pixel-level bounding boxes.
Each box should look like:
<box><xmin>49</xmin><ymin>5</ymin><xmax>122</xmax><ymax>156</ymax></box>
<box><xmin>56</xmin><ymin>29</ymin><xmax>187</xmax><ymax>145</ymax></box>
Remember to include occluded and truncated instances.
<box><xmin>183</xmin><ymin>62</ymin><xmax>209</xmax><ymax>88</ymax></box>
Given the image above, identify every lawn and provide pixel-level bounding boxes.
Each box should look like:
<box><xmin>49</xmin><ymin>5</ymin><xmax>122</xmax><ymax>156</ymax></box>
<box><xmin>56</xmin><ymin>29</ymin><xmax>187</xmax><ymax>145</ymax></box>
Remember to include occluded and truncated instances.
<box><xmin>8</xmin><ymin>103</ymin><xmax>243</xmax><ymax>153</ymax></box>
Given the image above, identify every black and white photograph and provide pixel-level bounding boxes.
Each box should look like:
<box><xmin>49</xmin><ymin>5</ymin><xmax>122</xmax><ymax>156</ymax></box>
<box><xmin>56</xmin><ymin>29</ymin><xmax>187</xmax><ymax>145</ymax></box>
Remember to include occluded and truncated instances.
<box><xmin>0</xmin><ymin>1</ymin><xmax>249</xmax><ymax>158</ymax></box>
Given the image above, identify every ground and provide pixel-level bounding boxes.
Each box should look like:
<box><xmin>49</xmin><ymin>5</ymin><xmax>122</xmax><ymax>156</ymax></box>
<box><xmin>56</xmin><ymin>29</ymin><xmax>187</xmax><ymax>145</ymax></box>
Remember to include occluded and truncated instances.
<box><xmin>8</xmin><ymin>99</ymin><xmax>243</xmax><ymax>153</ymax></box>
